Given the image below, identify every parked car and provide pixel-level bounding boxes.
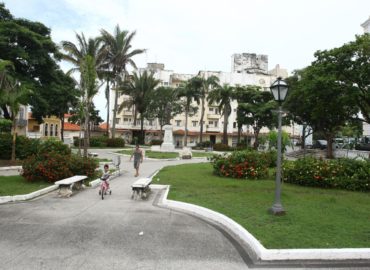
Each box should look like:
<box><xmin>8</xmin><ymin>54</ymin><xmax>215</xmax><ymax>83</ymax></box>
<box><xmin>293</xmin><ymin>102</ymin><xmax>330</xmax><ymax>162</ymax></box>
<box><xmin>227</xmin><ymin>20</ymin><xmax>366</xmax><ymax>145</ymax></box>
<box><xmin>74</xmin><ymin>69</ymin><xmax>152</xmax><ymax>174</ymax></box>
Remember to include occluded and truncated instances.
<box><xmin>313</xmin><ymin>140</ymin><xmax>327</xmax><ymax>150</ymax></box>
<box><xmin>355</xmin><ymin>136</ymin><xmax>370</xmax><ymax>151</ymax></box>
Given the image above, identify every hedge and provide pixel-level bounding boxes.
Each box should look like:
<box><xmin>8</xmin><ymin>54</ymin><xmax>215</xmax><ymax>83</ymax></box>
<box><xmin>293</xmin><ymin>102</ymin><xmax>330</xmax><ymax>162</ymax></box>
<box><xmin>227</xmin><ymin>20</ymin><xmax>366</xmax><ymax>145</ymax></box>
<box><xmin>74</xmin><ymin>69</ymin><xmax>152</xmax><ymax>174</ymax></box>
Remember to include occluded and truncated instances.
<box><xmin>283</xmin><ymin>157</ymin><xmax>370</xmax><ymax>192</ymax></box>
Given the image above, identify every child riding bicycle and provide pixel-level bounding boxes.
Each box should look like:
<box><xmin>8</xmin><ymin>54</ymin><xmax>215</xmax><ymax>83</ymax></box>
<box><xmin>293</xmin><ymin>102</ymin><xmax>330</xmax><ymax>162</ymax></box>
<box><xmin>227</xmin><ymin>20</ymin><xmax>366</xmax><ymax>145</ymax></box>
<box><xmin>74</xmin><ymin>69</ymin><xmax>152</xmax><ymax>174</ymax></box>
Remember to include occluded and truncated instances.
<box><xmin>100</xmin><ymin>164</ymin><xmax>111</xmax><ymax>193</ymax></box>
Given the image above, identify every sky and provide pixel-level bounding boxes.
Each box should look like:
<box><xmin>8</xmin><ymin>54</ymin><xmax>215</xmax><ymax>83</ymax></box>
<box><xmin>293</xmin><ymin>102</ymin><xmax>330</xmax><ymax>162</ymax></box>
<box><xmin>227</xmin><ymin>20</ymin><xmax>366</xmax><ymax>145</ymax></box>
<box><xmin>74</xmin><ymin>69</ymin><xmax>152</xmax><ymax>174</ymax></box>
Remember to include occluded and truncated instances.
<box><xmin>2</xmin><ymin>0</ymin><xmax>369</xmax><ymax>122</ymax></box>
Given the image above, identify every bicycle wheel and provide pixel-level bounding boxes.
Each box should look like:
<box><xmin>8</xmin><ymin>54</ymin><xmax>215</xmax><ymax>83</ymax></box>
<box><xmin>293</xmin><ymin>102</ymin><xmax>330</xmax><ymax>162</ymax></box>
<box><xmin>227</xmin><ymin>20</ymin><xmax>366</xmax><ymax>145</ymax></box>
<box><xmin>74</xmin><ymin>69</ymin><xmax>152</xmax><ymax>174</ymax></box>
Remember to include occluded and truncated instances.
<box><xmin>101</xmin><ymin>186</ymin><xmax>104</xmax><ymax>200</ymax></box>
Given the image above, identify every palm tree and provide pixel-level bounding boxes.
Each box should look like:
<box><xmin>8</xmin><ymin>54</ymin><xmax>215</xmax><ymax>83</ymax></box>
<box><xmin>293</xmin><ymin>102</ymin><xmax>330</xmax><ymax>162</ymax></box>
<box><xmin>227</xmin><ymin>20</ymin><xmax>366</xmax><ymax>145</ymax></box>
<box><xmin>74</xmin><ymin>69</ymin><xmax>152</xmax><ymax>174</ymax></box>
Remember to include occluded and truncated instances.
<box><xmin>208</xmin><ymin>84</ymin><xmax>234</xmax><ymax>145</ymax></box>
<box><xmin>177</xmin><ymin>77</ymin><xmax>202</xmax><ymax>146</ymax></box>
<box><xmin>121</xmin><ymin>70</ymin><xmax>160</xmax><ymax>144</ymax></box>
<box><xmin>100</xmin><ymin>25</ymin><xmax>145</xmax><ymax>138</ymax></box>
<box><xmin>198</xmin><ymin>74</ymin><xmax>219</xmax><ymax>144</ymax></box>
<box><xmin>61</xmin><ymin>33</ymin><xmax>105</xmax><ymax>156</ymax></box>
<box><xmin>0</xmin><ymin>80</ymin><xmax>30</xmax><ymax>161</ymax></box>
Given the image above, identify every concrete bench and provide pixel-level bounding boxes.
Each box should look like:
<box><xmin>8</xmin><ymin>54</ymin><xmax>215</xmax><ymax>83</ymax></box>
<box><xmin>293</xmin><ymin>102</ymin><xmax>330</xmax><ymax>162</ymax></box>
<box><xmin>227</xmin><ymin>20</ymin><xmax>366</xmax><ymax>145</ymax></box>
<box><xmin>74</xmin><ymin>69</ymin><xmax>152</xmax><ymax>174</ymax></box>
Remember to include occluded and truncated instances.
<box><xmin>131</xmin><ymin>177</ymin><xmax>152</xmax><ymax>200</ymax></box>
<box><xmin>55</xmin><ymin>175</ymin><xmax>87</xmax><ymax>198</ymax></box>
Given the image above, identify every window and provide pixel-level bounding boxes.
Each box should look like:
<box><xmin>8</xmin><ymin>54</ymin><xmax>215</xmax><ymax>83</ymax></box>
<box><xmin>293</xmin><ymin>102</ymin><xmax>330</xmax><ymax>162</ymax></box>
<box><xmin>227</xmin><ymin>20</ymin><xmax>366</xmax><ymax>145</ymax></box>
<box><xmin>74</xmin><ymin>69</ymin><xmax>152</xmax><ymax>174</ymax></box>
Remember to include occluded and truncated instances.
<box><xmin>55</xmin><ymin>124</ymin><xmax>58</xmax><ymax>136</ymax></box>
<box><xmin>209</xmin><ymin>121</ymin><xmax>213</xmax><ymax>126</ymax></box>
<box><xmin>215</xmin><ymin>108</ymin><xmax>219</xmax><ymax>114</ymax></box>
<box><xmin>115</xmin><ymin>118</ymin><xmax>120</xmax><ymax>124</ymax></box>
<box><xmin>123</xmin><ymin>118</ymin><xmax>128</xmax><ymax>123</ymax></box>
<box><xmin>164</xmin><ymin>82</ymin><xmax>169</xmax><ymax>86</ymax></box>
<box><xmin>50</xmin><ymin>124</ymin><xmax>54</xmax><ymax>136</ymax></box>
<box><xmin>44</xmin><ymin>123</ymin><xmax>48</xmax><ymax>136</ymax></box>
<box><xmin>233</xmin><ymin>109</ymin><xmax>237</xmax><ymax>112</ymax></box>
<box><xmin>214</xmin><ymin>121</ymin><xmax>218</xmax><ymax>127</ymax></box>
<box><xmin>233</xmin><ymin>122</ymin><xmax>237</xmax><ymax>128</ymax></box>
<box><xmin>192</xmin><ymin>121</ymin><xmax>197</xmax><ymax>127</ymax></box>
<box><xmin>149</xmin><ymin>120</ymin><xmax>153</xmax><ymax>126</ymax></box>
<box><xmin>19</xmin><ymin>108</ymin><xmax>24</xmax><ymax>120</ymax></box>
<box><xmin>209</xmin><ymin>108</ymin><xmax>214</xmax><ymax>112</ymax></box>
<box><xmin>176</xmin><ymin>120</ymin><xmax>181</xmax><ymax>126</ymax></box>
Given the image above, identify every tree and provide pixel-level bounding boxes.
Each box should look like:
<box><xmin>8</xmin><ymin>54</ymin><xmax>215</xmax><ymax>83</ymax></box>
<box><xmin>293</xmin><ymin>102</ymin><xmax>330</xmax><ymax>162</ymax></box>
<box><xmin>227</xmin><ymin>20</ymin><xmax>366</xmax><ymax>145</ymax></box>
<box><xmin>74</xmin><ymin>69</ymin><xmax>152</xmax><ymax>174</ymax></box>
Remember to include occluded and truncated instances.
<box><xmin>0</xmin><ymin>79</ymin><xmax>30</xmax><ymax>161</ymax></box>
<box><xmin>0</xmin><ymin>4</ymin><xmax>62</xmax><ymax>121</ymax></box>
<box><xmin>177</xmin><ymin>77</ymin><xmax>202</xmax><ymax>146</ymax></box>
<box><xmin>121</xmin><ymin>70</ymin><xmax>160</xmax><ymax>144</ymax></box>
<box><xmin>313</xmin><ymin>34</ymin><xmax>370</xmax><ymax>124</ymax></box>
<box><xmin>100</xmin><ymin>25</ymin><xmax>145</xmax><ymax>138</ymax></box>
<box><xmin>285</xmin><ymin>64</ymin><xmax>358</xmax><ymax>158</ymax></box>
<box><xmin>235</xmin><ymin>86</ymin><xmax>276</xmax><ymax>149</ymax></box>
<box><xmin>208</xmin><ymin>84</ymin><xmax>234</xmax><ymax>145</ymax></box>
<box><xmin>61</xmin><ymin>33</ymin><xmax>104</xmax><ymax>156</ymax></box>
<box><xmin>198</xmin><ymin>75</ymin><xmax>219</xmax><ymax>144</ymax></box>
<box><xmin>146</xmin><ymin>86</ymin><xmax>182</xmax><ymax>139</ymax></box>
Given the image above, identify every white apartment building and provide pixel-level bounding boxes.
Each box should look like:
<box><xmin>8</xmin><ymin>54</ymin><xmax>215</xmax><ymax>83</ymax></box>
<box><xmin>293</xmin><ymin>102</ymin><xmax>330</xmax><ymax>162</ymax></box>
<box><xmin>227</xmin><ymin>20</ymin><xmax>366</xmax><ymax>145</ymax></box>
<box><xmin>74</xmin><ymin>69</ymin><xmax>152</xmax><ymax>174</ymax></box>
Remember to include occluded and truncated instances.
<box><xmin>109</xmin><ymin>53</ymin><xmax>294</xmax><ymax>147</ymax></box>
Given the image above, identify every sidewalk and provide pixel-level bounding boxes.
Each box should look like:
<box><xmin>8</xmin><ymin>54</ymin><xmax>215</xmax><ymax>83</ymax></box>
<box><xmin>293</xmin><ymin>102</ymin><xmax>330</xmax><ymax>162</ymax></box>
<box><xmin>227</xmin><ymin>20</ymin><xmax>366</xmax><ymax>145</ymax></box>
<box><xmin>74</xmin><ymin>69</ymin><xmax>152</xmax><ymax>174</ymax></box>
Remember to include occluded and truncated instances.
<box><xmin>1</xmin><ymin>153</ymin><xmax>369</xmax><ymax>269</ymax></box>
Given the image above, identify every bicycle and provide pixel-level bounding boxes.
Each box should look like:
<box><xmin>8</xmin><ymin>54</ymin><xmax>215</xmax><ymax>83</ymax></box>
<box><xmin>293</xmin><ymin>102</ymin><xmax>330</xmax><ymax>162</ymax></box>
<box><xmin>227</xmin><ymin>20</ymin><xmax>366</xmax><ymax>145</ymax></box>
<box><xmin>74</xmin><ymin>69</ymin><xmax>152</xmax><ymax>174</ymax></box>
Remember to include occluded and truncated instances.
<box><xmin>99</xmin><ymin>179</ymin><xmax>112</xmax><ymax>200</ymax></box>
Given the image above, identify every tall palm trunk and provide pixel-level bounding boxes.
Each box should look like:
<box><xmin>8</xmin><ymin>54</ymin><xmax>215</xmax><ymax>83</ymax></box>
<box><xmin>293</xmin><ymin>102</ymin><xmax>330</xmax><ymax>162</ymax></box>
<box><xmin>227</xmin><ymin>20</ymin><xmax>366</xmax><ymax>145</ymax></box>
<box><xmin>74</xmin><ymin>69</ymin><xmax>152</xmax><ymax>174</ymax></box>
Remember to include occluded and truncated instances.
<box><xmin>140</xmin><ymin>114</ymin><xmax>145</xmax><ymax>144</ymax></box>
<box><xmin>83</xmin><ymin>106</ymin><xmax>89</xmax><ymax>157</ymax></box>
<box><xmin>105</xmin><ymin>80</ymin><xmax>110</xmax><ymax>136</ymax></box>
<box><xmin>184</xmin><ymin>109</ymin><xmax>189</xmax><ymax>147</ymax></box>
<box><xmin>223</xmin><ymin>112</ymin><xmax>228</xmax><ymax>145</ymax></box>
<box><xmin>199</xmin><ymin>97</ymin><xmax>205</xmax><ymax>144</ymax></box>
<box><xmin>111</xmin><ymin>81</ymin><xmax>118</xmax><ymax>138</ymax></box>
<box><xmin>11</xmin><ymin>116</ymin><xmax>16</xmax><ymax>162</ymax></box>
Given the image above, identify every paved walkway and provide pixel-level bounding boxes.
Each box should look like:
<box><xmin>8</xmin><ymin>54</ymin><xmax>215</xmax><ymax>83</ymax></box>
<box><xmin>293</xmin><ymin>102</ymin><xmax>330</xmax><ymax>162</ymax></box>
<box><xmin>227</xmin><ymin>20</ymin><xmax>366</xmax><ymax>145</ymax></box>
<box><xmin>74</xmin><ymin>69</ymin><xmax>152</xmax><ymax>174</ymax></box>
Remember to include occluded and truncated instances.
<box><xmin>0</xmin><ymin>150</ymin><xmax>369</xmax><ymax>269</ymax></box>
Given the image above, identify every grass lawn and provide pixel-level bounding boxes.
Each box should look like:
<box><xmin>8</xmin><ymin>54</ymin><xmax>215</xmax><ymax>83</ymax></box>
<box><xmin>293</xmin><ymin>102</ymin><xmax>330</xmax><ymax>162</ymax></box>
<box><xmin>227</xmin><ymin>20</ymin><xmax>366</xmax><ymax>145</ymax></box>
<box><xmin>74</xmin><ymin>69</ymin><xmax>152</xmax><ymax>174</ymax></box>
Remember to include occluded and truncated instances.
<box><xmin>155</xmin><ymin>162</ymin><xmax>370</xmax><ymax>249</ymax></box>
<box><xmin>117</xmin><ymin>149</ymin><xmax>213</xmax><ymax>159</ymax></box>
<box><xmin>0</xmin><ymin>175</ymin><xmax>51</xmax><ymax>196</ymax></box>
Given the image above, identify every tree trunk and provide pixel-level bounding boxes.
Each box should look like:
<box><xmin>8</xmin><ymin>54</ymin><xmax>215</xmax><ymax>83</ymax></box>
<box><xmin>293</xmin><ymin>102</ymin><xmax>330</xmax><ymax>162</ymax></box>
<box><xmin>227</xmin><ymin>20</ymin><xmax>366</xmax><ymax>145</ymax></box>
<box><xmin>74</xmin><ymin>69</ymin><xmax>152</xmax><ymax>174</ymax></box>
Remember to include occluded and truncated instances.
<box><xmin>111</xmin><ymin>81</ymin><xmax>118</xmax><ymax>138</ymax></box>
<box><xmin>199</xmin><ymin>97</ymin><xmax>205</xmax><ymax>144</ymax></box>
<box><xmin>140</xmin><ymin>114</ymin><xmax>145</xmax><ymax>144</ymax></box>
<box><xmin>326</xmin><ymin>134</ymin><xmax>334</xmax><ymax>159</ymax></box>
<box><xmin>106</xmin><ymin>80</ymin><xmax>110</xmax><ymax>136</ymax></box>
<box><xmin>83</xmin><ymin>106</ymin><xmax>89</xmax><ymax>157</ymax></box>
<box><xmin>184</xmin><ymin>109</ymin><xmax>188</xmax><ymax>147</ymax></box>
<box><xmin>301</xmin><ymin>125</ymin><xmax>306</xmax><ymax>150</ymax></box>
<box><xmin>223</xmin><ymin>112</ymin><xmax>228</xmax><ymax>145</ymax></box>
<box><xmin>61</xmin><ymin>115</ymin><xmax>65</xmax><ymax>142</ymax></box>
<box><xmin>11</xmin><ymin>117</ymin><xmax>16</xmax><ymax>161</ymax></box>
<box><xmin>253</xmin><ymin>128</ymin><xmax>260</xmax><ymax>149</ymax></box>
<box><xmin>237</xmin><ymin>125</ymin><xmax>242</xmax><ymax>144</ymax></box>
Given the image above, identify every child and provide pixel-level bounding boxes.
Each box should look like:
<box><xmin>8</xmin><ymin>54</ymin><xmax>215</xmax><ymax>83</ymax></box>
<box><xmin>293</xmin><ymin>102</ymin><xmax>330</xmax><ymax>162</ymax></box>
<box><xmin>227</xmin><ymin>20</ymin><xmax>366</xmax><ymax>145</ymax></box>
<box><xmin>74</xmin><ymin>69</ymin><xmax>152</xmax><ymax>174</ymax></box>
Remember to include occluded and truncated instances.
<box><xmin>100</xmin><ymin>164</ymin><xmax>110</xmax><ymax>190</ymax></box>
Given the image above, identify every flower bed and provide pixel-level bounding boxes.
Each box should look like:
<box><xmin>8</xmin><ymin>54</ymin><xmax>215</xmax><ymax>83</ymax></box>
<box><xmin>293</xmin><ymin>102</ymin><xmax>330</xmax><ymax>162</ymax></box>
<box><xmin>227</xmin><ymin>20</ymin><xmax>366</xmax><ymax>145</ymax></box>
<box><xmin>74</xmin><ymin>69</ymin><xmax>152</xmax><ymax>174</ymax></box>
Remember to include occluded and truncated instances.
<box><xmin>210</xmin><ymin>150</ymin><xmax>276</xmax><ymax>179</ymax></box>
<box><xmin>283</xmin><ymin>157</ymin><xmax>370</xmax><ymax>192</ymax></box>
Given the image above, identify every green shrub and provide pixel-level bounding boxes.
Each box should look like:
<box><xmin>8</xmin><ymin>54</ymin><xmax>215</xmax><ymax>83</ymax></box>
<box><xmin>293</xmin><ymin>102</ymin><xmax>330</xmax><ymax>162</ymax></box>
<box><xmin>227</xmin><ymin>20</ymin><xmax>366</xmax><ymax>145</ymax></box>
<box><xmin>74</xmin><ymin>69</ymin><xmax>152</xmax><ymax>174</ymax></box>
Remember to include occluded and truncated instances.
<box><xmin>0</xmin><ymin>119</ymin><xmax>12</xmax><ymax>133</ymax></box>
<box><xmin>22</xmin><ymin>152</ymin><xmax>73</xmax><ymax>183</ymax></box>
<box><xmin>213</xmin><ymin>143</ymin><xmax>232</xmax><ymax>151</ymax></box>
<box><xmin>39</xmin><ymin>138</ymin><xmax>71</xmax><ymax>156</ymax></box>
<box><xmin>210</xmin><ymin>150</ymin><xmax>272</xmax><ymax>179</ymax></box>
<box><xmin>106</xmin><ymin>138</ymin><xmax>125</xmax><ymax>147</ymax></box>
<box><xmin>283</xmin><ymin>157</ymin><xmax>370</xmax><ymax>192</ymax></box>
<box><xmin>0</xmin><ymin>134</ymin><xmax>41</xmax><ymax>160</ymax></box>
<box><xmin>150</xmin><ymin>139</ymin><xmax>163</xmax><ymax>145</ymax></box>
<box><xmin>89</xmin><ymin>136</ymin><xmax>108</xmax><ymax>147</ymax></box>
<box><xmin>69</xmin><ymin>154</ymin><xmax>99</xmax><ymax>180</ymax></box>
<box><xmin>196</xmin><ymin>141</ymin><xmax>212</xmax><ymax>148</ymax></box>
<box><xmin>0</xmin><ymin>133</ymin><xmax>12</xmax><ymax>159</ymax></box>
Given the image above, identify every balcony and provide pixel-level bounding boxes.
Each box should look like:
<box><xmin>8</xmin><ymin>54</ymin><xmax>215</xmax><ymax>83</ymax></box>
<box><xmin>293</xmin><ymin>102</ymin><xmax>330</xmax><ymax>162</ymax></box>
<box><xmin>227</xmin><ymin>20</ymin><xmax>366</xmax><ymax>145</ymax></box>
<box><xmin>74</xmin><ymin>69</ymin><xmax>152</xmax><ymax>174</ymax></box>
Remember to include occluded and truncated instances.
<box><xmin>122</xmin><ymin>110</ymin><xmax>133</xmax><ymax>116</ymax></box>
<box><xmin>207</xmin><ymin>114</ymin><xmax>220</xmax><ymax>119</ymax></box>
<box><xmin>206</xmin><ymin>126</ymin><xmax>220</xmax><ymax>132</ymax></box>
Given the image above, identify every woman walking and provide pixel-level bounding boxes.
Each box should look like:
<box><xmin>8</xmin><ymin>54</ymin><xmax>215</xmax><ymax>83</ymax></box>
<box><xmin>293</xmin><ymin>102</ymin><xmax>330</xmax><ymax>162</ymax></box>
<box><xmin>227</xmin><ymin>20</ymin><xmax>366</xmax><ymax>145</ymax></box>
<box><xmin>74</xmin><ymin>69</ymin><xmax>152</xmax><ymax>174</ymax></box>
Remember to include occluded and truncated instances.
<box><xmin>129</xmin><ymin>144</ymin><xmax>143</xmax><ymax>177</ymax></box>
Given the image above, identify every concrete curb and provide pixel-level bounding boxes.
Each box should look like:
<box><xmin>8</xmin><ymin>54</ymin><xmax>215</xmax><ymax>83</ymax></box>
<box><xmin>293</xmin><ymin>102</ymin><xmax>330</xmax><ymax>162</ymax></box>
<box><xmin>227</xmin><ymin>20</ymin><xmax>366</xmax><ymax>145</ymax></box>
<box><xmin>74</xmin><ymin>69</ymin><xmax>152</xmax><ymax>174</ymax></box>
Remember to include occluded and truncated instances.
<box><xmin>0</xmin><ymin>166</ymin><xmax>22</xmax><ymax>171</ymax></box>
<box><xmin>155</xmin><ymin>185</ymin><xmax>370</xmax><ymax>261</ymax></box>
<box><xmin>0</xmin><ymin>185</ymin><xmax>59</xmax><ymax>204</ymax></box>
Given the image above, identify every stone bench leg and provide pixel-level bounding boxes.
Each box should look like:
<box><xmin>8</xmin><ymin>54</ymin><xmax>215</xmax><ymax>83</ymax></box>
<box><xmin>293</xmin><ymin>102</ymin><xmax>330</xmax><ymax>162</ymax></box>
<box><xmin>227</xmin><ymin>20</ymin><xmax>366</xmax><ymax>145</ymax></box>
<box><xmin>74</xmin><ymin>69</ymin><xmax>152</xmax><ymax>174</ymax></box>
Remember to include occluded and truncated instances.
<box><xmin>58</xmin><ymin>185</ymin><xmax>72</xmax><ymax>198</ymax></box>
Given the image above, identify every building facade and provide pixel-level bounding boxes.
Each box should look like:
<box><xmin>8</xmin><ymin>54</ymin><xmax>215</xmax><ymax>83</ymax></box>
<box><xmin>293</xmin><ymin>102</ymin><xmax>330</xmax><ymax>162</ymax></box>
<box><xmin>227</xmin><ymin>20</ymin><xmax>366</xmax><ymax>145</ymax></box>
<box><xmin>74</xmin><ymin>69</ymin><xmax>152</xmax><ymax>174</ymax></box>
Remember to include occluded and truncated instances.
<box><xmin>109</xmin><ymin>53</ymin><xmax>293</xmax><ymax>146</ymax></box>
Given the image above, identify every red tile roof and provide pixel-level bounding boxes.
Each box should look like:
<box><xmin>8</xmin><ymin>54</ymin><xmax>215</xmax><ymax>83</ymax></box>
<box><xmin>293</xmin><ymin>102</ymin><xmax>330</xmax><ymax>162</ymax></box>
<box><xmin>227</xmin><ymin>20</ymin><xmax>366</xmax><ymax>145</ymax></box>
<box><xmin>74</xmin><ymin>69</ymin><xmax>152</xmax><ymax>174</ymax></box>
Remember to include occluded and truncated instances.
<box><xmin>63</xmin><ymin>122</ymin><xmax>80</xmax><ymax>131</ymax></box>
<box><xmin>99</xmin><ymin>123</ymin><xmax>109</xmax><ymax>130</ymax></box>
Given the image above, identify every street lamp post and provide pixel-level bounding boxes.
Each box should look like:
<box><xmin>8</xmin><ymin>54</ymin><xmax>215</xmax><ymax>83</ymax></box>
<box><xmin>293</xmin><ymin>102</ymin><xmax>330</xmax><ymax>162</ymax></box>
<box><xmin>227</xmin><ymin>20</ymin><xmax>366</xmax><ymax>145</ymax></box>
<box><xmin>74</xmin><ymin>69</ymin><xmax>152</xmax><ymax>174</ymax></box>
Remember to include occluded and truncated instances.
<box><xmin>269</xmin><ymin>77</ymin><xmax>288</xmax><ymax>215</ymax></box>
